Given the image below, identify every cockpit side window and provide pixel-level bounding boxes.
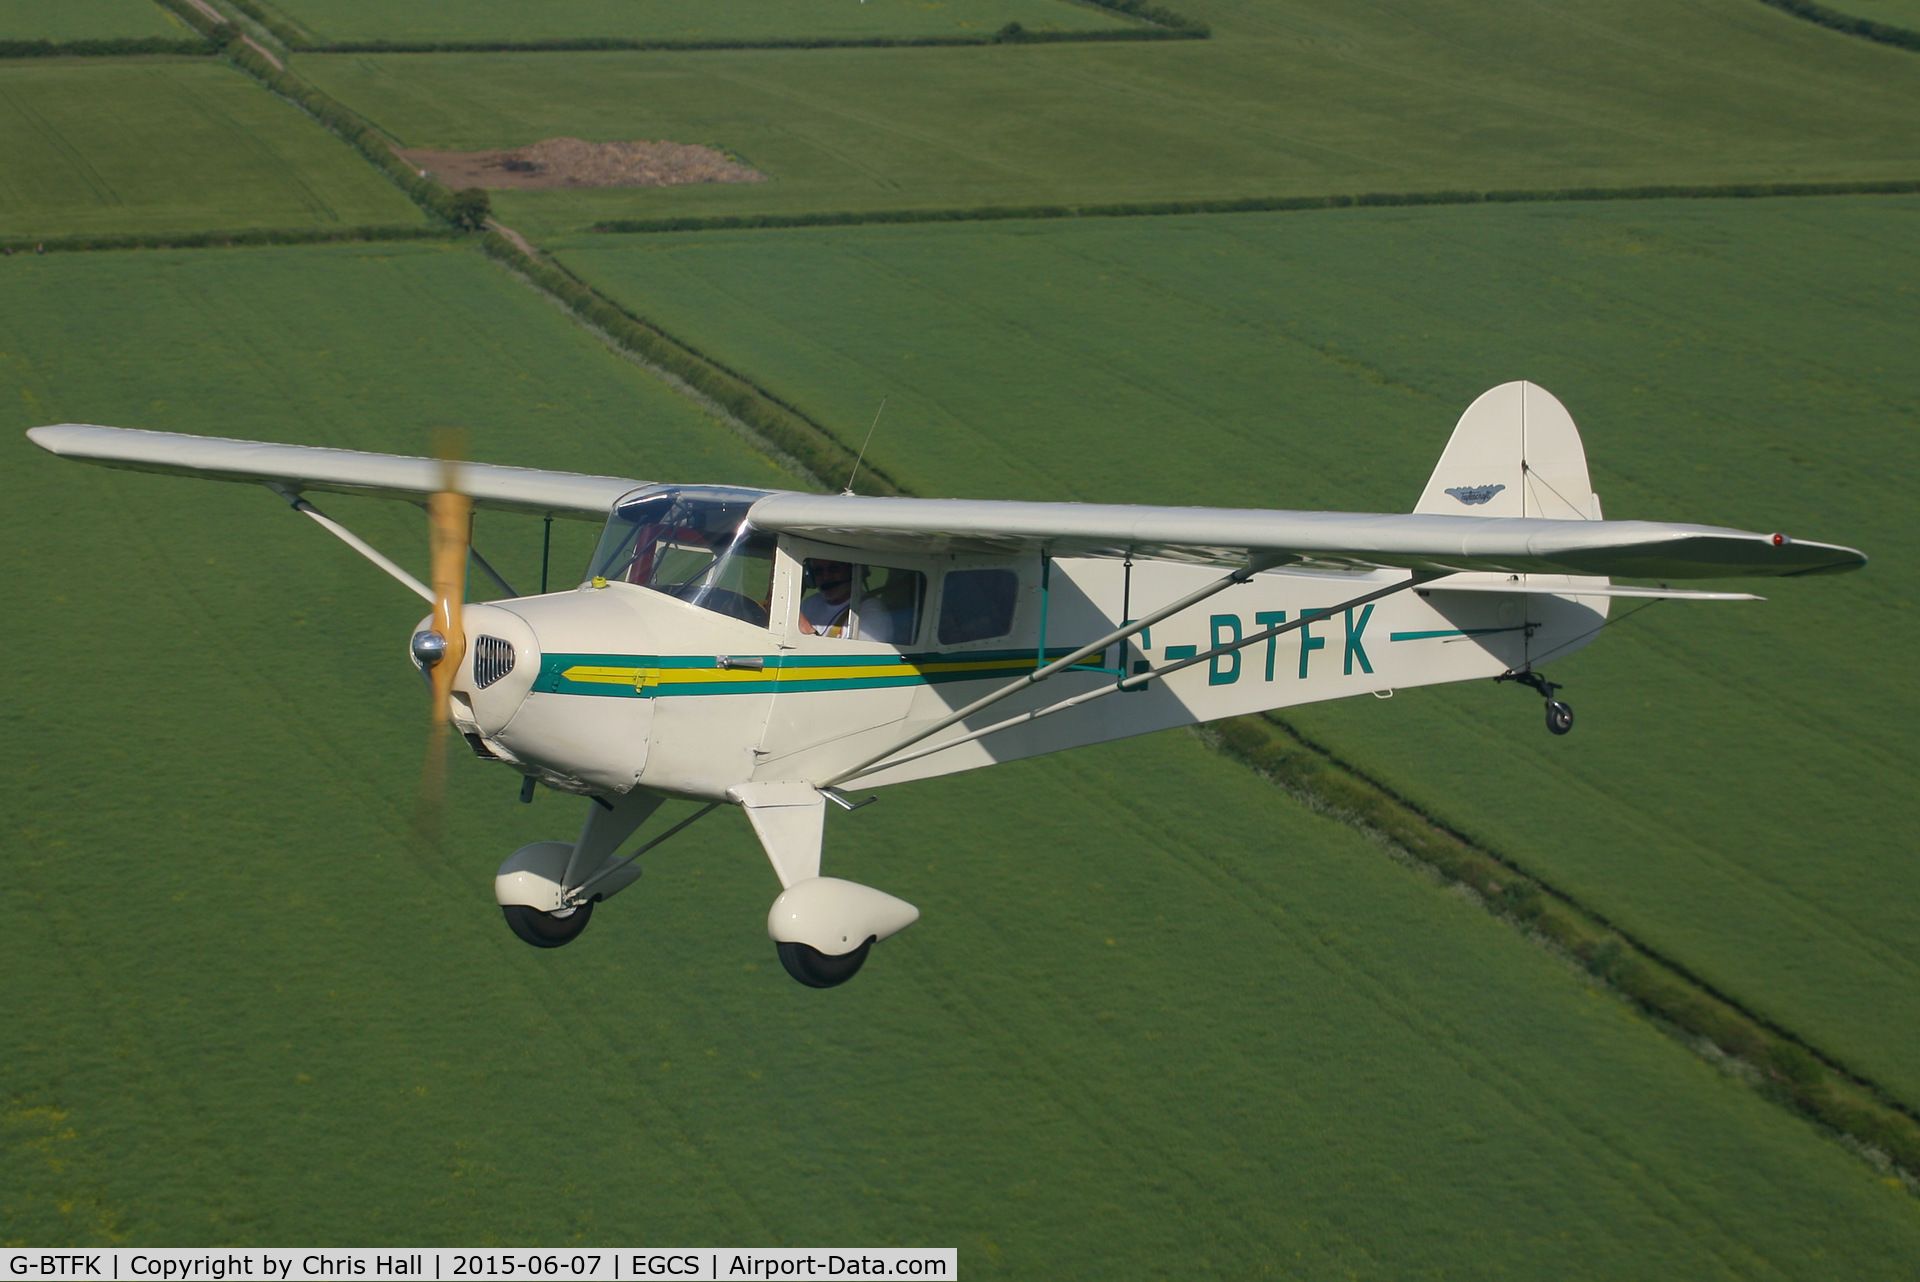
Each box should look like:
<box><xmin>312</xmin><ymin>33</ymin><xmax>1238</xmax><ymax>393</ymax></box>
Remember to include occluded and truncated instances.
<box><xmin>797</xmin><ymin>559</ymin><xmax>925</xmax><ymax>646</ymax></box>
<box><xmin>590</xmin><ymin>486</ymin><xmax>775</xmax><ymax>627</ymax></box>
<box><xmin>937</xmin><ymin>568</ymin><xmax>1019</xmax><ymax>645</ymax></box>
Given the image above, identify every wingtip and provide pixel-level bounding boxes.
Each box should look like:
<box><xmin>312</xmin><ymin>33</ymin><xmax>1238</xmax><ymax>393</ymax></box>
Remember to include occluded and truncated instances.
<box><xmin>1788</xmin><ymin>544</ymin><xmax>1868</xmax><ymax>576</ymax></box>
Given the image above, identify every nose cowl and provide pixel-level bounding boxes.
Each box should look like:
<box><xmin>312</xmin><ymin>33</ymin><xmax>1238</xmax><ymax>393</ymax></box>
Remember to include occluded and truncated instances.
<box><xmin>448</xmin><ymin>603</ymin><xmax>541</xmax><ymax>738</ymax></box>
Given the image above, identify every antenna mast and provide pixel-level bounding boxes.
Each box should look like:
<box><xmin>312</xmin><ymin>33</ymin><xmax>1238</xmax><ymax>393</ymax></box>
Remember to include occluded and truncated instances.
<box><xmin>843</xmin><ymin>396</ymin><xmax>887</xmax><ymax>496</ymax></box>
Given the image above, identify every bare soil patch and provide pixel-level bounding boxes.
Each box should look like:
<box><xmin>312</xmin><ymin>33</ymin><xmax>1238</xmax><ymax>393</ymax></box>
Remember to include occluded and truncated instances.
<box><xmin>395</xmin><ymin>137</ymin><xmax>766</xmax><ymax>190</ymax></box>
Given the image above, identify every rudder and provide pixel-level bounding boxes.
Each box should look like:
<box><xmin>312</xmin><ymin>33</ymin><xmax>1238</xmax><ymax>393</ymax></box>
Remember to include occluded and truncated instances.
<box><xmin>1414</xmin><ymin>381</ymin><xmax>1600</xmax><ymax>520</ymax></box>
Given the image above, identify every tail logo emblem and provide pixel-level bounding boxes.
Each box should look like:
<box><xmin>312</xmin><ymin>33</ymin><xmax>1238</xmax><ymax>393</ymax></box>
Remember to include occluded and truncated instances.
<box><xmin>1445</xmin><ymin>484</ymin><xmax>1506</xmax><ymax>506</ymax></box>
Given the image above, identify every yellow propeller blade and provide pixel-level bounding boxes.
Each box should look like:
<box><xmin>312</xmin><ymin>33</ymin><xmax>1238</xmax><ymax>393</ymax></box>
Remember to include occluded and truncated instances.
<box><xmin>415</xmin><ymin>431</ymin><xmax>469</xmax><ymax>852</ymax></box>
<box><xmin>427</xmin><ymin>484</ymin><xmax>471</xmax><ymax>724</ymax></box>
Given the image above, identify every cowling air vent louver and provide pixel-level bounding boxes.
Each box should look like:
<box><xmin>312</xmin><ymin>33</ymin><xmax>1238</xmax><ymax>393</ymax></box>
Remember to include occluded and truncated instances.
<box><xmin>473</xmin><ymin>635</ymin><xmax>516</xmax><ymax>689</ymax></box>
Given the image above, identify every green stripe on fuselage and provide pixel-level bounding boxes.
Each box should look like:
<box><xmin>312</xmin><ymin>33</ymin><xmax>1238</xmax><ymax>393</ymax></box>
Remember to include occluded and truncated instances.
<box><xmin>532</xmin><ymin>648</ymin><xmax>1103</xmax><ymax>698</ymax></box>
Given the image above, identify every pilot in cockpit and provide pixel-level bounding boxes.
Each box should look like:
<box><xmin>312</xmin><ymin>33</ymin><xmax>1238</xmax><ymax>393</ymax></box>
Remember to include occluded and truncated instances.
<box><xmin>798</xmin><ymin>558</ymin><xmax>856</xmax><ymax>637</ymax></box>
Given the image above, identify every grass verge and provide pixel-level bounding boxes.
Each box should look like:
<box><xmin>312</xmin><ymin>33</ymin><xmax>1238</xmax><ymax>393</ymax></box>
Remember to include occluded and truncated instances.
<box><xmin>1211</xmin><ymin>711</ymin><xmax>1920</xmax><ymax>1186</ymax></box>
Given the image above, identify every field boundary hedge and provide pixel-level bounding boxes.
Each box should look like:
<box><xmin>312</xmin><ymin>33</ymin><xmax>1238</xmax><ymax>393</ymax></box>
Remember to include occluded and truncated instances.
<box><xmin>0</xmin><ymin>225</ymin><xmax>460</xmax><ymax>256</ymax></box>
<box><xmin>479</xmin><ymin>231</ymin><xmax>900</xmax><ymax>495</ymax></box>
<box><xmin>223</xmin><ymin>0</ymin><xmax>1206</xmax><ymax>52</ymax></box>
<box><xmin>1755</xmin><ymin>0</ymin><xmax>1920</xmax><ymax>51</ymax></box>
<box><xmin>587</xmin><ymin>177</ymin><xmax>1920</xmax><ymax>235</ymax></box>
<box><xmin>0</xmin><ymin>0</ymin><xmax>231</xmax><ymax>57</ymax></box>
<box><xmin>1079</xmin><ymin>0</ymin><xmax>1208</xmax><ymax>36</ymax></box>
<box><xmin>290</xmin><ymin>28</ymin><xmax>1200</xmax><ymax>55</ymax></box>
<box><xmin>1208</xmin><ymin>712</ymin><xmax>1920</xmax><ymax>1188</ymax></box>
<box><xmin>0</xmin><ymin>36</ymin><xmax>212</xmax><ymax>58</ymax></box>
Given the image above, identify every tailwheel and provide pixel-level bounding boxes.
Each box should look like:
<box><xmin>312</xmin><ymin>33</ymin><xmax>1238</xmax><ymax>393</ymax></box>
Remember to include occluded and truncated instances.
<box><xmin>777</xmin><ymin>937</ymin><xmax>874</xmax><ymax>988</ymax></box>
<box><xmin>1546</xmin><ymin>699</ymin><xmax>1574</xmax><ymax>736</ymax></box>
<box><xmin>502</xmin><ymin>899</ymin><xmax>593</xmax><ymax>949</ymax></box>
<box><xmin>1497</xmin><ymin>669</ymin><xmax>1572</xmax><ymax>736</ymax></box>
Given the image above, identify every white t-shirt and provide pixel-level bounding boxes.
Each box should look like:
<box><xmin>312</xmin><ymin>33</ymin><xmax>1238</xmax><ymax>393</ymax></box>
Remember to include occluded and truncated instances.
<box><xmin>800</xmin><ymin>591</ymin><xmax>853</xmax><ymax>637</ymax></box>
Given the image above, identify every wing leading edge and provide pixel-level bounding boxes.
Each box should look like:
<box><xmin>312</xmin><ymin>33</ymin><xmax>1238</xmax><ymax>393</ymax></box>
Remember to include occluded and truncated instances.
<box><xmin>27</xmin><ymin>423</ymin><xmax>643</xmax><ymax>519</ymax></box>
<box><xmin>748</xmin><ymin>493</ymin><xmax>1866</xmax><ymax>580</ymax></box>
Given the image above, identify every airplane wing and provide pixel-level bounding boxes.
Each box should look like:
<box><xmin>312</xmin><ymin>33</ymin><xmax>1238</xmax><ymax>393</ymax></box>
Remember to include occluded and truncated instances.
<box><xmin>748</xmin><ymin>493</ymin><xmax>1866</xmax><ymax>580</ymax></box>
<box><xmin>26</xmin><ymin>423</ymin><xmax>642</xmax><ymax>519</ymax></box>
<box><xmin>30</xmin><ymin>425</ymin><xmax>1867</xmax><ymax>579</ymax></box>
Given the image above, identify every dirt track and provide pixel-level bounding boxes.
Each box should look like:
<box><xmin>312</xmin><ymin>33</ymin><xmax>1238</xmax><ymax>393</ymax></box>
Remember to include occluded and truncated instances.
<box><xmin>396</xmin><ymin>137</ymin><xmax>765</xmax><ymax>190</ymax></box>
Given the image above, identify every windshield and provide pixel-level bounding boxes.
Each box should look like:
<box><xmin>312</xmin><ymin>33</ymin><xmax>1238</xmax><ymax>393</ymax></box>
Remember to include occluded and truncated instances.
<box><xmin>590</xmin><ymin>485</ymin><xmax>776</xmax><ymax>627</ymax></box>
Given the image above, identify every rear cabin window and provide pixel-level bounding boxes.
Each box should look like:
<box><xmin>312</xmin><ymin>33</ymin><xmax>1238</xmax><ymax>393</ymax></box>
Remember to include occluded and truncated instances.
<box><xmin>798</xmin><ymin>559</ymin><xmax>926</xmax><ymax>646</ymax></box>
<box><xmin>938</xmin><ymin>568</ymin><xmax>1019</xmax><ymax>645</ymax></box>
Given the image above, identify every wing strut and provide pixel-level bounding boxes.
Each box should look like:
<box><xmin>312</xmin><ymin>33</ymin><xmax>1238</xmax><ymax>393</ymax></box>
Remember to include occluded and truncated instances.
<box><xmin>267</xmin><ymin>484</ymin><xmax>434</xmax><ymax>603</ymax></box>
<box><xmin>835</xmin><ymin>572</ymin><xmax>1440</xmax><ymax>784</ymax></box>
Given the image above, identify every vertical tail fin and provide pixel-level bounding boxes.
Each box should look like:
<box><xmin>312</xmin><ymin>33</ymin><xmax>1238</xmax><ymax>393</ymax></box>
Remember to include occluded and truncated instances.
<box><xmin>1414</xmin><ymin>381</ymin><xmax>1601</xmax><ymax>520</ymax></box>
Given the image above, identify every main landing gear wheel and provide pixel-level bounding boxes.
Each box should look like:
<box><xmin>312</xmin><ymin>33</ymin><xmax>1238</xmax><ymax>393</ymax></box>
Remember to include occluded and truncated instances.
<box><xmin>777</xmin><ymin>937</ymin><xmax>874</xmax><ymax>988</ymax></box>
<box><xmin>1545</xmin><ymin>699</ymin><xmax>1574</xmax><ymax>736</ymax></box>
<box><xmin>502</xmin><ymin>899</ymin><xmax>593</xmax><ymax>949</ymax></box>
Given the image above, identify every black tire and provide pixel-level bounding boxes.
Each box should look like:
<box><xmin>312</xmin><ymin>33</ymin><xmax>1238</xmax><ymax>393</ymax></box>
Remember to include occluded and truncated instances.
<box><xmin>1546</xmin><ymin>700</ymin><xmax>1574</xmax><ymax>736</ymax></box>
<box><xmin>777</xmin><ymin>937</ymin><xmax>874</xmax><ymax>988</ymax></box>
<box><xmin>502</xmin><ymin>899</ymin><xmax>594</xmax><ymax>948</ymax></box>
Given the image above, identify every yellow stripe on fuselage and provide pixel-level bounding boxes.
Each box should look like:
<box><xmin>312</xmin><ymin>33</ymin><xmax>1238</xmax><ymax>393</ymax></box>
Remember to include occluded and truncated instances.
<box><xmin>561</xmin><ymin>665</ymin><xmax>659</xmax><ymax>689</ymax></box>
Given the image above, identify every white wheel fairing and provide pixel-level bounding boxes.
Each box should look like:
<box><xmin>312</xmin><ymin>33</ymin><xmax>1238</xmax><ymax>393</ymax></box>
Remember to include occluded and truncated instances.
<box><xmin>495</xmin><ymin>841</ymin><xmax>574</xmax><ymax>911</ymax></box>
<box><xmin>767</xmin><ymin>877</ymin><xmax>919</xmax><ymax>956</ymax></box>
<box><xmin>495</xmin><ymin>840</ymin><xmax>645</xmax><ymax>910</ymax></box>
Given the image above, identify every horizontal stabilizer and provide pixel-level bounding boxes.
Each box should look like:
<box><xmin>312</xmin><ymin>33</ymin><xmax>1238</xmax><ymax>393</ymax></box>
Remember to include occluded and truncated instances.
<box><xmin>1425</xmin><ymin>578</ymin><xmax>1762</xmax><ymax>601</ymax></box>
<box><xmin>26</xmin><ymin>423</ymin><xmax>641</xmax><ymax>519</ymax></box>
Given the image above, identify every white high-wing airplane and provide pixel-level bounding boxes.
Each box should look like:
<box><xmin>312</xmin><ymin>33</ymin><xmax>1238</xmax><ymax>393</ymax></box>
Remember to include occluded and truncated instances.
<box><xmin>28</xmin><ymin>382</ymin><xmax>1865</xmax><ymax>987</ymax></box>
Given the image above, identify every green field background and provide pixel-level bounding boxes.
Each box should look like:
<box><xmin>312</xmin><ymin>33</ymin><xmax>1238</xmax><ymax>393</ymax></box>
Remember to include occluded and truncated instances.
<box><xmin>0</xmin><ymin>0</ymin><xmax>184</xmax><ymax>41</ymax></box>
<box><xmin>295</xmin><ymin>0</ymin><xmax>1920</xmax><ymax>237</ymax></box>
<box><xmin>5</xmin><ymin>0</ymin><xmax>1920</xmax><ymax>1261</ymax></box>
<box><xmin>251</xmin><ymin>0</ymin><xmax>1132</xmax><ymax>44</ymax></box>
<box><xmin>0</xmin><ymin>60</ymin><xmax>426</xmax><ymax>240</ymax></box>
<box><xmin>547</xmin><ymin>194</ymin><xmax>1920</xmax><ymax>1105</ymax></box>
<box><xmin>6</xmin><ymin>242</ymin><xmax>1920</xmax><ymax>1268</ymax></box>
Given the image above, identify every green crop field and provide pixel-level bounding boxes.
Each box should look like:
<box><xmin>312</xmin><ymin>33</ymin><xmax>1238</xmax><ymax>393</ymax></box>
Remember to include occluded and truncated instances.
<box><xmin>546</xmin><ymin>193</ymin><xmax>1920</xmax><ymax>1103</ymax></box>
<box><xmin>252</xmin><ymin>0</ymin><xmax>1134</xmax><ymax>45</ymax></box>
<box><xmin>0</xmin><ymin>0</ymin><xmax>185</xmax><ymax>41</ymax></box>
<box><xmin>0</xmin><ymin>59</ymin><xmax>426</xmax><ymax>240</ymax></box>
<box><xmin>6</xmin><ymin>244</ymin><xmax>1920</xmax><ymax>1268</ymax></box>
<box><xmin>294</xmin><ymin>0</ymin><xmax>1920</xmax><ymax>238</ymax></box>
